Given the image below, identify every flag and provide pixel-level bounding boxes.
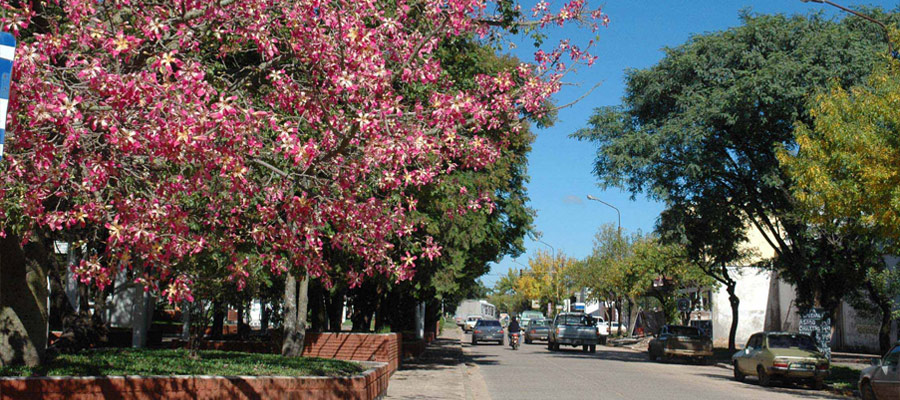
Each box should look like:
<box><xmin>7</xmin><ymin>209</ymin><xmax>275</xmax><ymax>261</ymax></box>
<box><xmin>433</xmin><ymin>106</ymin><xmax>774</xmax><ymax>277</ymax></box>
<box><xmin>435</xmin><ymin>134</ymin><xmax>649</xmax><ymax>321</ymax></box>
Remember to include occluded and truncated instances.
<box><xmin>0</xmin><ymin>32</ymin><xmax>17</xmax><ymax>162</ymax></box>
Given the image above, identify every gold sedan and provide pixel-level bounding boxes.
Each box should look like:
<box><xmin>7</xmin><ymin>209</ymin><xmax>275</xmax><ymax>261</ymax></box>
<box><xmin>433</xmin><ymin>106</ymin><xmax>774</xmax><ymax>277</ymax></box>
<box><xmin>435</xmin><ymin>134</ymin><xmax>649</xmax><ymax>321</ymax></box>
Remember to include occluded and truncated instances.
<box><xmin>648</xmin><ymin>325</ymin><xmax>713</xmax><ymax>363</ymax></box>
<box><xmin>732</xmin><ymin>332</ymin><xmax>829</xmax><ymax>389</ymax></box>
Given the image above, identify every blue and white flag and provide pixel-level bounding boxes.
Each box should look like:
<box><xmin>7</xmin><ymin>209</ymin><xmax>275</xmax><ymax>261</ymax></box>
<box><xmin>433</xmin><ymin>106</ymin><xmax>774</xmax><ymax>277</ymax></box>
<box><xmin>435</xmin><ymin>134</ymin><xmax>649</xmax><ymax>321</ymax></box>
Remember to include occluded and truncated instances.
<box><xmin>0</xmin><ymin>32</ymin><xmax>16</xmax><ymax>162</ymax></box>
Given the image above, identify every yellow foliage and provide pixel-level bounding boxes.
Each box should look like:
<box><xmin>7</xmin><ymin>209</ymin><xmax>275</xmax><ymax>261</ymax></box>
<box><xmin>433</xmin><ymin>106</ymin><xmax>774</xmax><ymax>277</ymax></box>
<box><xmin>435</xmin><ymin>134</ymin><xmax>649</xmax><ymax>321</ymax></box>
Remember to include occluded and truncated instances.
<box><xmin>779</xmin><ymin>58</ymin><xmax>900</xmax><ymax>240</ymax></box>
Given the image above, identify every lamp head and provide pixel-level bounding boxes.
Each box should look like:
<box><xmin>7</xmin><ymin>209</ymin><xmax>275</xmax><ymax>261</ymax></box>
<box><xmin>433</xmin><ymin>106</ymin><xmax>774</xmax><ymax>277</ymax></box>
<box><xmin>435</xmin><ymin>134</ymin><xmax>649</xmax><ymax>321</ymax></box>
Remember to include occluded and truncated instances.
<box><xmin>800</xmin><ymin>0</ymin><xmax>825</xmax><ymax>3</ymax></box>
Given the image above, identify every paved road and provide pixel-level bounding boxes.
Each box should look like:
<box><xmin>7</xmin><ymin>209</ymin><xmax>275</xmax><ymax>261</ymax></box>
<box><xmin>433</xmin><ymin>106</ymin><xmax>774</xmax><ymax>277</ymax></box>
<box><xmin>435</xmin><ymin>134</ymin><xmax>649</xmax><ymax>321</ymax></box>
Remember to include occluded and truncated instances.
<box><xmin>461</xmin><ymin>333</ymin><xmax>850</xmax><ymax>400</ymax></box>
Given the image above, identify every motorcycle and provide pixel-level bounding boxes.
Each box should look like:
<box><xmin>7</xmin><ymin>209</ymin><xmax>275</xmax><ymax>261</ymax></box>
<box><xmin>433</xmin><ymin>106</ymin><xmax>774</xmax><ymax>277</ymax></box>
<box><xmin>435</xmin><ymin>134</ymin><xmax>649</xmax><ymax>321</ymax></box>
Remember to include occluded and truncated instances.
<box><xmin>509</xmin><ymin>332</ymin><xmax>520</xmax><ymax>350</ymax></box>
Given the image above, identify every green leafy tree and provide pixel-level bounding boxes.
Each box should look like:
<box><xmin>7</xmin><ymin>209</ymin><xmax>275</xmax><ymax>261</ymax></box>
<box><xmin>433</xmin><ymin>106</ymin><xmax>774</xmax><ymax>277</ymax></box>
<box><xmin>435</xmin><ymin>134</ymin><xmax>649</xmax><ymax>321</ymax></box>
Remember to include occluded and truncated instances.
<box><xmin>779</xmin><ymin>55</ymin><xmax>900</xmax><ymax>353</ymax></box>
<box><xmin>574</xmin><ymin>224</ymin><xmax>712</xmax><ymax>335</ymax></box>
<box><xmin>657</xmin><ymin>201</ymin><xmax>753</xmax><ymax>351</ymax></box>
<box><xmin>573</xmin><ymin>11</ymin><xmax>896</xmax><ymax>329</ymax></box>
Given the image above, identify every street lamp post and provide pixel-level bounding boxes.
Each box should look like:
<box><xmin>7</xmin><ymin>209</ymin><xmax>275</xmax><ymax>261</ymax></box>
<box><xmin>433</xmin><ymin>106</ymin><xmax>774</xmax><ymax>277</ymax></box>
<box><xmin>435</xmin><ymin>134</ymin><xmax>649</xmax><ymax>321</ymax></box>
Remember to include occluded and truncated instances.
<box><xmin>800</xmin><ymin>0</ymin><xmax>896</xmax><ymax>58</ymax></box>
<box><xmin>586</xmin><ymin>195</ymin><xmax>625</xmax><ymax>334</ymax></box>
<box><xmin>586</xmin><ymin>195</ymin><xmax>621</xmax><ymax>236</ymax></box>
<box><xmin>536</xmin><ymin>239</ymin><xmax>562</xmax><ymax>317</ymax></box>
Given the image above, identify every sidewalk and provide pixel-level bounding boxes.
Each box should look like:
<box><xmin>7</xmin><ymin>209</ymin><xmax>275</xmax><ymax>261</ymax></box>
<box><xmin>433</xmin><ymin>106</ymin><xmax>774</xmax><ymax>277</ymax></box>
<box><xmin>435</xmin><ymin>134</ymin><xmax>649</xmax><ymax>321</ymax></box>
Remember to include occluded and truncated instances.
<box><xmin>386</xmin><ymin>327</ymin><xmax>490</xmax><ymax>400</ymax></box>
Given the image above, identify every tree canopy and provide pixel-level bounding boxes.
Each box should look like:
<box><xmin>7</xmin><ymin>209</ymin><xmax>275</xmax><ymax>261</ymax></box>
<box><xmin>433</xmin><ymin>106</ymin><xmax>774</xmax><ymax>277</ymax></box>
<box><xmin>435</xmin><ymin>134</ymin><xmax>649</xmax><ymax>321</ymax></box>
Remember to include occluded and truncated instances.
<box><xmin>2</xmin><ymin>0</ymin><xmax>606</xmax><ymax>303</ymax></box>
<box><xmin>573</xmin><ymin>10</ymin><xmax>897</xmax><ymax>313</ymax></box>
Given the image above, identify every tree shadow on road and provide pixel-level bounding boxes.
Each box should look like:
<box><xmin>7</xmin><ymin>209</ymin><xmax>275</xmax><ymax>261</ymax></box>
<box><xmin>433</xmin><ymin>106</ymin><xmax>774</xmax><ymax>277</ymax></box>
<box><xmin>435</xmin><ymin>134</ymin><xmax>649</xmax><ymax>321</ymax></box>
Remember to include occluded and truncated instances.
<box><xmin>695</xmin><ymin>373</ymin><xmax>848</xmax><ymax>399</ymax></box>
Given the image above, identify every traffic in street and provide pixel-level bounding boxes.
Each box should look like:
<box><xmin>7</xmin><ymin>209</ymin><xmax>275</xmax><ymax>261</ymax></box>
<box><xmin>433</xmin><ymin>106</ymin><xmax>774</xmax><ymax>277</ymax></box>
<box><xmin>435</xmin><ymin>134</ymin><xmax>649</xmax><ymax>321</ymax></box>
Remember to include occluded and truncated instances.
<box><xmin>461</xmin><ymin>330</ymin><xmax>849</xmax><ymax>400</ymax></box>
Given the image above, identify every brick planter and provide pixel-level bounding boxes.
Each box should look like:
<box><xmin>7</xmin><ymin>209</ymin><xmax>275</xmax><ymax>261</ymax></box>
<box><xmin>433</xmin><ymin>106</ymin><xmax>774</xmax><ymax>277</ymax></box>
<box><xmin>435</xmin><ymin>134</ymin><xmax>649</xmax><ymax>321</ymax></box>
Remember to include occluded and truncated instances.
<box><xmin>0</xmin><ymin>361</ymin><xmax>389</xmax><ymax>400</ymax></box>
<box><xmin>183</xmin><ymin>332</ymin><xmax>402</xmax><ymax>375</ymax></box>
<box><xmin>303</xmin><ymin>333</ymin><xmax>401</xmax><ymax>375</ymax></box>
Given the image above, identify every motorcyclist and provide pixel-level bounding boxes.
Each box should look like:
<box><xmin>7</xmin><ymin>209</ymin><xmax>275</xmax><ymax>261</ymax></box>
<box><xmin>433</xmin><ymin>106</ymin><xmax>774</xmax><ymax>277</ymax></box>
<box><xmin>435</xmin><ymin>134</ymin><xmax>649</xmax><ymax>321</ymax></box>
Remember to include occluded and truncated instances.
<box><xmin>507</xmin><ymin>317</ymin><xmax>521</xmax><ymax>346</ymax></box>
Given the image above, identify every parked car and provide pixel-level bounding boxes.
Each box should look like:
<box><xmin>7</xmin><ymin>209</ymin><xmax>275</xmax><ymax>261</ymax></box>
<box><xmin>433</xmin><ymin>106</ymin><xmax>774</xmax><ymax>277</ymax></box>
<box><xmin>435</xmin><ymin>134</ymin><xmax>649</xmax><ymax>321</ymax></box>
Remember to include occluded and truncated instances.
<box><xmin>463</xmin><ymin>315</ymin><xmax>481</xmax><ymax>332</ymax></box>
<box><xmin>524</xmin><ymin>319</ymin><xmax>550</xmax><ymax>344</ymax></box>
<box><xmin>648</xmin><ymin>325</ymin><xmax>713</xmax><ymax>363</ymax></box>
<box><xmin>472</xmin><ymin>319</ymin><xmax>504</xmax><ymax>345</ymax></box>
<box><xmin>732</xmin><ymin>332</ymin><xmax>829</xmax><ymax>389</ymax></box>
<box><xmin>859</xmin><ymin>342</ymin><xmax>900</xmax><ymax>400</ymax></box>
<box><xmin>548</xmin><ymin>312</ymin><xmax>599</xmax><ymax>353</ymax></box>
<box><xmin>595</xmin><ymin>318</ymin><xmax>613</xmax><ymax>344</ymax></box>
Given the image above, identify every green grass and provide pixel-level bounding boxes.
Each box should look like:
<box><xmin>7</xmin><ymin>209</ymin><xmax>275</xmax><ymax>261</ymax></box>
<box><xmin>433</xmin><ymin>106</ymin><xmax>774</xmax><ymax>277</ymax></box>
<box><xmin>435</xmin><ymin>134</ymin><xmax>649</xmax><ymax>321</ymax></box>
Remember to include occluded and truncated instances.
<box><xmin>825</xmin><ymin>365</ymin><xmax>860</xmax><ymax>392</ymax></box>
<box><xmin>0</xmin><ymin>349</ymin><xmax>364</xmax><ymax>378</ymax></box>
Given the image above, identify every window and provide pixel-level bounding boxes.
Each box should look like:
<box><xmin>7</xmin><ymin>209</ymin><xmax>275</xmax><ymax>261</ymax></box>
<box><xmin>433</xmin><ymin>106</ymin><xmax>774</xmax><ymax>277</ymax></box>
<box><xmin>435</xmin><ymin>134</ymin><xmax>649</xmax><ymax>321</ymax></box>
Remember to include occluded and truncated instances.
<box><xmin>557</xmin><ymin>314</ymin><xmax>591</xmax><ymax>326</ymax></box>
<box><xmin>746</xmin><ymin>334</ymin><xmax>761</xmax><ymax>350</ymax></box>
<box><xmin>477</xmin><ymin>320</ymin><xmax>500</xmax><ymax>327</ymax></box>
<box><xmin>884</xmin><ymin>345</ymin><xmax>900</xmax><ymax>367</ymax></box>
<box><xmin>668</xmin><ymin>326</ymin><xmax>700</xmax><ymax>337</ymax></box>
<box><xmin>767</xmin><ymin>334</ymin><xmax>818</xmax><ymax>351</ymax></box>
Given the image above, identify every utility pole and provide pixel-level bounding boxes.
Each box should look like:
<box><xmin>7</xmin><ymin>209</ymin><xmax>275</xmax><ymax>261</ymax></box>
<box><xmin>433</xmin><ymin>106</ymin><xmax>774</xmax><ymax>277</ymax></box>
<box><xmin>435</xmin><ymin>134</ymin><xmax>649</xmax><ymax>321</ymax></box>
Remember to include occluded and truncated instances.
<box><xmin>537</xmin><ymin>239</ymin><xmax>561</xmax><ymax>317</ymax></box>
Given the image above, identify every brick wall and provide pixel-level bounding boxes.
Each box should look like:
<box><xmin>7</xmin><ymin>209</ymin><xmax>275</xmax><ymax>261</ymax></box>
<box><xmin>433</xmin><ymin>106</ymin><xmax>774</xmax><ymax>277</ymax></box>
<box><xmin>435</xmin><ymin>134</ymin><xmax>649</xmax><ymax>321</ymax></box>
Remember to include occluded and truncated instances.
<box><xmin>0</xmin><ymin>362</ymin><xmax>390</xmax><ymax>400</ymax></box>
<box><xmin>181</xmin><ymin>332</ymin><xmax>402</xmax><ymax>375</ymax></box>
<box><xmin>302</xmin><ymin>333</ymin><xmax>401</xmax><ymax>375</ymax></box>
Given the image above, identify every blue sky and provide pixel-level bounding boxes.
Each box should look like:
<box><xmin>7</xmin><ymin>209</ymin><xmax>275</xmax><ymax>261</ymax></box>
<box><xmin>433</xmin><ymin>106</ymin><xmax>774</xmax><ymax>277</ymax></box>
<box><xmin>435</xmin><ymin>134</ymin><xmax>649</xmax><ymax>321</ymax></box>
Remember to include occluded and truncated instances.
<box><xmin>481</xmin><ymin>0</ymin><xmax>898</xmax><ymax>287</ymax></box>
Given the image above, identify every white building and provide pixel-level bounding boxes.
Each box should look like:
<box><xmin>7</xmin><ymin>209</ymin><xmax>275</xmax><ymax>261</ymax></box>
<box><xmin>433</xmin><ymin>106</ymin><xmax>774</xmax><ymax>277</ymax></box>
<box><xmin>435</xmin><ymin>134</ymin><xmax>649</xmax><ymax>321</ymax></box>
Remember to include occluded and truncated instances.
<box><xmin>710</xmin><ymin>219</ymin><xmax>895</xmax><ymax>354</ymax></box>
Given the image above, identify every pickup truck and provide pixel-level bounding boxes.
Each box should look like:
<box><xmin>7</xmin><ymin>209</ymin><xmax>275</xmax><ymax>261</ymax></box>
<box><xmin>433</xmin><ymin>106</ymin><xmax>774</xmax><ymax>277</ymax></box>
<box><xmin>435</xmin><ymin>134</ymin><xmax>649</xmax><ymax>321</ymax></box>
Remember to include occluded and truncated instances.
<box><xmin>548</xmin><ymin>312</ymin><xmax>599</xmax><ymax>353</ymax></box>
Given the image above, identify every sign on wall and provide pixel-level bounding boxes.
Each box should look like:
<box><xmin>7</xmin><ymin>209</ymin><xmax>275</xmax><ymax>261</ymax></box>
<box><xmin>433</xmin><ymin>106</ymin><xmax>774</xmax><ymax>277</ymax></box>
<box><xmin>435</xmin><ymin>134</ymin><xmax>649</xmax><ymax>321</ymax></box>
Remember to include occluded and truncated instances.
<box><xmin>0</xmin><ymin>31</ymin><xmax>16</xmax><ymax>161</ymax></box>
<box><xmin>799</xmin><ymin>308</ymin><xmax>832</xmax><ymax>360</ymax></box>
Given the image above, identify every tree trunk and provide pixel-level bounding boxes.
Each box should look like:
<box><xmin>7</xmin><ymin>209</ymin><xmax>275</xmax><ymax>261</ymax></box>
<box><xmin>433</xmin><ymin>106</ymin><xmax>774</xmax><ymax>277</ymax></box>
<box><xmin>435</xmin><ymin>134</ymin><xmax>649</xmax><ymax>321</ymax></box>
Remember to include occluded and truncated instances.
<box><xmin>181</xmin><ymin>301</ymin><xmax>191</xmax><ymax>341</ymax></box>
<box><xmin>281</xmin><ymin>274</ymin><xmax>309</xmax><ymax>357</ymax></box>
<box><xmin>236</xmin><ymin>300</ymin><xmax>246</xmax><ymax>339</ymax></box>
<box><xmin>260</xmin><ymin>303</ymin><xmax>270</xmax><ymax>335</ymax></box>
<box><xmin>727</xmin><ymin>284</ymin><xmax>740</xmax><ymax>352</ymax></box>
<box><xmin>210</xmin><ymin>301</ymin><xmax>224</xmax><ymax>340</ymax></box>
<box><xmin>308</xmin><ymin>279</ymin><xmax>327</xmax><ymax>332</ymax></box>
<box><xmin>188</xmin><ymin>300</ymin><xmax>209</xmax><ymax>359</ymax></box>
<box><xmin>326</xmin><ymin>288</ymin><xmax>345</xmax><ymax>332</ymax></box>
<box><xmin>132</xmin><ymin>289</ymin><xmax>153</xmax><ymax>348</ymax></box>
<box><xmin>615</xmin><ymin>297</ymin><xmax>623</xmax><ymax>336</ymax></box>
<box><xmin>879</xmin><ymin>304</ymin><xmax>893</xmax><ymax>355</ymax></box>
<box><xmin>627</xmin><ymin>297</ymin><xmax>640</xmax><ymax>336</ymax></box>
<box><xmin>0</xmin><ymin>232</ymin><xmax>50</xmax><ymax>367</ymax></box>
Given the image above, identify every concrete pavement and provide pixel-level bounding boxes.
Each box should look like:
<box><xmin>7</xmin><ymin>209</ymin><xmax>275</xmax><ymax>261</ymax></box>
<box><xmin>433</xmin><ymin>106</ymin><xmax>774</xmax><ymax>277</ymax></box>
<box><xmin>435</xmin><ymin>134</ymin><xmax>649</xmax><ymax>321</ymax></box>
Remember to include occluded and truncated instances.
<box><xmin>463</xmin><ymin>332</ymin><xmax>852</xmax><ymax>400</ymax></box>
<box><xmin>389</xmin><ymin>327</ymin><xmax>855</xmax><ymax>399</ymax></box>
<box><xmin>386</xmin><ymin>327</ymin><xmax>490</xmax><ymax>400</ymax></box>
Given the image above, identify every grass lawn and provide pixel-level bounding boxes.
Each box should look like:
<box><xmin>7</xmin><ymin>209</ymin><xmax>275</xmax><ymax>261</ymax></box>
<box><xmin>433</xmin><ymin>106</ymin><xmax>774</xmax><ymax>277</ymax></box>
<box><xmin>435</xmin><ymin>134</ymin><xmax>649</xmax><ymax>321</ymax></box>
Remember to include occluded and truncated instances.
<box><xmin>826</xmin><ymin>365</ymin><xmax>860</xmax><ymax>393</ymax></box>
<box><xmin>0</xmin><ymin>349</ymin><xmax>363</xmax><ymax>378</ymax></box>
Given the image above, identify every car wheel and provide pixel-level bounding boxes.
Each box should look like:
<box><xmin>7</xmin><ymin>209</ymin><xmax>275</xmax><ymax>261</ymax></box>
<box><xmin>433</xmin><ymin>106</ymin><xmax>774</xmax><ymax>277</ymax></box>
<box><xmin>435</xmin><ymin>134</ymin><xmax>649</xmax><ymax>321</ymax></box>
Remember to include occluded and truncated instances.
<box><xmin>757</xmin><ymin>366</ymin><xmax>771</xmax><ymax>387</ymax></box>
<box><xmin>733</xmin><ymin>361</ymin><xmax>744</xmax><ymax>382</ymax></box>
<box><xmin>649</xmin><ymin>351</ymin><xmax>658</xmax><ymax>362</ymax></box>
<box><xmin>583</xmin><ymin>345</ymin><xmax>589</xmax><ymax>353</ymax></box>
<box><xmin>548</xmin><ymin>341</ymin><xmax>554</xmax><ymax>351</ymax></box>
<box><xmin>860</xmin><ymin>380</ymin><xmax>876</xmax><ymax>400</ymax></box>
<box><xmin>600</xmin><ymin>337</ymin><xmax>607</xmax><ymax>345</ymax></box>
<box><xmin>472</xmin><ymin>338</ymin><xmax>477</xmax><ymax>346</ymax></box>
<box><xmin>525</xmin><ymin>338</ymin><xmax>531</xmax><ymax>344</ymax></box>
<box><xmin>589</xmin><ymin>345</ymin><xmax>596</xmax><ymax>353</ymax></box>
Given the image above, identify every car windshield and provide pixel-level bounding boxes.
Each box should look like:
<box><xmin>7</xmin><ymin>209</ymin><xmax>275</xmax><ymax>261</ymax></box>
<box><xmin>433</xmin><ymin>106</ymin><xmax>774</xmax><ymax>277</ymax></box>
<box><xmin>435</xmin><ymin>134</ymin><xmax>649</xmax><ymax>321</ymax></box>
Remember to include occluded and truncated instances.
<box><xmin>530</xmin><ymin>320</ymin><xmax>549</xmax><ymax>327</ymax></box>
<box><xmin>768</xmin><ymin>334</ymin><xmax>818</xmax><ymax>351</ymax></box>
<box><xmin>558</xmin><ymin>315</ymin><xmax>591</xmax><ymax>325</ymax></box>
<box><xmin>668</xmin><ymin>326</ymin><xmax>700</xmax><ymax>336</ymax></box>
<box><xmin>478</xmin><ymin>320</ymin><xmax>500</xmax><ymax>327</ymax></box>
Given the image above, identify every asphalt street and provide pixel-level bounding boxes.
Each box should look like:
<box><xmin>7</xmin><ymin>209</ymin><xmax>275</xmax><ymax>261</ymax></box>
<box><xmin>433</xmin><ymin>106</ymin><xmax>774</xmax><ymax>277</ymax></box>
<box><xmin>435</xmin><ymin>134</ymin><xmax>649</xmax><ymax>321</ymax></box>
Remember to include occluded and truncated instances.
<box><xmin>461</xmin><ymin>333</ymin><xmax>850</xmax><ymax>400</ymax></box>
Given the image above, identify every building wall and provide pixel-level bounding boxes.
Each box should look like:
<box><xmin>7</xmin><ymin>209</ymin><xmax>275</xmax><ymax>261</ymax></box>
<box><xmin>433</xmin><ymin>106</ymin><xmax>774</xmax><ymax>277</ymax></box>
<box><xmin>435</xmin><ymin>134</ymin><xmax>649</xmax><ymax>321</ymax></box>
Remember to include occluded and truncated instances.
<box><xmin>711</xmin><ymin>267</ymin><xmax>772</xmax><ymax>347</ymax></box>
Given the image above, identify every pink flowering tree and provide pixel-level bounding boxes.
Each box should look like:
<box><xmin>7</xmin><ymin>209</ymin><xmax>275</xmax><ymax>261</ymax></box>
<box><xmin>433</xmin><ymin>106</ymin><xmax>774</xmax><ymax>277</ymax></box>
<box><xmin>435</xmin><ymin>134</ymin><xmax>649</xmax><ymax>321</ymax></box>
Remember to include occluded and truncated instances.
<box><xmin>0</xmin><ymin>0</ymin><xmax>605</xmax><ymax>364</ymax></box>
